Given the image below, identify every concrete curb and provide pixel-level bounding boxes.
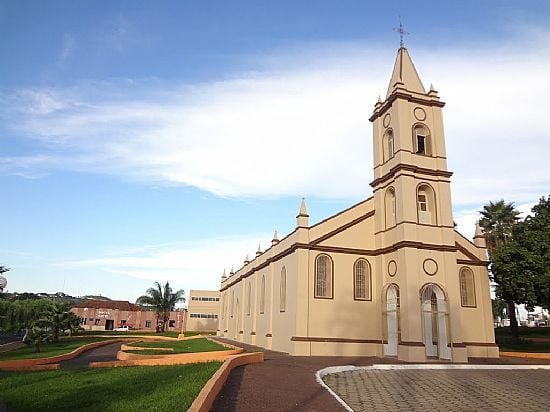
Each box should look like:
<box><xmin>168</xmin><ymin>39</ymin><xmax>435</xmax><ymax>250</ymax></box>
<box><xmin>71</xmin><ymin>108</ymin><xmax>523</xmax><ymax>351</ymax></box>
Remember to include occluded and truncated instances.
<box><xmin>188</xmin><ymin>352</ymin><xmax>264</xmax><ymax>412</ymax></box>
<box><xmin>0</xmin><ymin>339</ymin><xmax>118</xmax><ymax>369</ymax></box>
<box><xmin>0</xmin><ymin>363</ymin><xmax>60</xmax><ymax>372</ymax></box>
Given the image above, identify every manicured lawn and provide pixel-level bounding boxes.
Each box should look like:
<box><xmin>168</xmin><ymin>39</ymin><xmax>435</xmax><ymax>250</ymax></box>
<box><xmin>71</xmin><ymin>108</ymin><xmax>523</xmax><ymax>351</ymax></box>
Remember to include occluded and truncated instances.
<box><xmin>499</xmin><ymin>341</ymin><xmax>550</xmax><ymax>353</ymax></box>
<box><xmin>0</xmin><ymin>362</ymin><xmax>221</xmax><ymax>411</ymax></box>
<box><xmin>126</xmin><ymin>338</ymin><xmax>229</xmax><ymax>355</ymax></box>
<box><xmin>0</xmin><ymin>337</ymin><xmax>111</xmax><ymax>361</ymax></box>
<box><xmin>495</xmin><ymin>326</ymin><xmax>550</xmax><ymax>339</ymax></box>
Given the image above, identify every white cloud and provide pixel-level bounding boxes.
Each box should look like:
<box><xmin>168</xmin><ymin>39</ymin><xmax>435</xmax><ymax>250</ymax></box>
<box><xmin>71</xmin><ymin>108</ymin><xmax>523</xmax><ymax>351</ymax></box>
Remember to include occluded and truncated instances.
<box><xmin>59</xmin><ymin>234</ymin><xmax>273</xmax><ymax>291</ymax></box>
<box><xmin>1</xmin><ymin>28</ymin><xmax>549</xmax><ymax>206</ymax></box>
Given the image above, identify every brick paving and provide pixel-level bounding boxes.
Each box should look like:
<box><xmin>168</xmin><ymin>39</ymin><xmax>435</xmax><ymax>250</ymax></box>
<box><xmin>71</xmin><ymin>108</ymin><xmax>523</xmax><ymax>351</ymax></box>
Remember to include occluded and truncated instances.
<box><xmin>212</xmin><ymin>337</ymin><xmax>550</xmax><ymax>412</ymax></box>
<box><xmin>323</xmin><ymin>369</ymin><xmax>550</xmax><ymax>411</ymax></box>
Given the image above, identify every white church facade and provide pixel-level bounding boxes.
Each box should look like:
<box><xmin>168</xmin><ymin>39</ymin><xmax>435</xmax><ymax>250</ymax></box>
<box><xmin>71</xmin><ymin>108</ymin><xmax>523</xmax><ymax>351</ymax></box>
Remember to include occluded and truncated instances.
<box><xmin>217</xmin><ymin>46</ymin><xmax>498</xmax><ymax>362</ymax></box>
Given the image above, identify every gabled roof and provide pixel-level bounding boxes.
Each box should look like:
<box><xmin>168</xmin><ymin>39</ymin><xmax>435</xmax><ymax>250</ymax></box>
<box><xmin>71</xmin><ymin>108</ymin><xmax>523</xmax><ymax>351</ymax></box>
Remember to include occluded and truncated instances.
<box><xmin>386</xmin><ymin>47</ymin><xmax>426</xmax><ymax>98</ymax></box>
<box><xmin>72</xmin><ymin>299</ymin><xmax>141</xmax><ymax>311</ymax></box>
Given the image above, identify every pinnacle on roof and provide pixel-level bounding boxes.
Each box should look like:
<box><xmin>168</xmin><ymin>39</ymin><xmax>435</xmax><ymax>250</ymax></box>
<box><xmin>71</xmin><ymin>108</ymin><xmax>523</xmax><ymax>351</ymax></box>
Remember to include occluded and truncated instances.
<box><xmin>256</xmin><ymin>244</ymin><xmax>262</xmax><ymax>256</ymax></box>
<box><xmin>297</xmin><ymin>198</ymin><xmax>309</xmax><ymax>217</ymax></box>
<box><xmin>474</xmin><ymin>221</ymin><xmax>484</xmax><ymax>238</ymax></box>
<box><xmin>271</xmin><ymin>230</ymin><xmax>280</xmax><ymax>246</ymax></box>
<box><xmin>386</xmin><ymin>47</ymin><xmax>426</xmax><ymax>98</ymax></box>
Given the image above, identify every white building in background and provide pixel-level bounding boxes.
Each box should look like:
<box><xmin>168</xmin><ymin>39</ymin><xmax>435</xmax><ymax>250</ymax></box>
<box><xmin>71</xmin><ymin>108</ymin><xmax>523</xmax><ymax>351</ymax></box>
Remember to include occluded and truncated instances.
<box><xmin>185</xmin><ymin>290</ymin><xmax>220</xmax><ymax>332</ymax></box>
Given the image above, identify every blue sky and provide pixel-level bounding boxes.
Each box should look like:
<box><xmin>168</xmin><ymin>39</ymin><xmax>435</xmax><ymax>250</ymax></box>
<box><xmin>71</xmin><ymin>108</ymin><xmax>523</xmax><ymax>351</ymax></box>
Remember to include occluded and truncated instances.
<box><xmin>1</xmin><ymin>1</ymin><xmax>549</xmax><ymax>303</ymax></box>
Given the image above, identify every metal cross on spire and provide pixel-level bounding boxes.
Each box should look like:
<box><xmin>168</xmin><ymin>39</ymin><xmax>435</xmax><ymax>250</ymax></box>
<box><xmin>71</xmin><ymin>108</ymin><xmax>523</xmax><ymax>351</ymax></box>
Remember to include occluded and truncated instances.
<box><xmin>393</xmin><ymin>18</ymin><xmax>409</xmax><ymax>48</ymax></box>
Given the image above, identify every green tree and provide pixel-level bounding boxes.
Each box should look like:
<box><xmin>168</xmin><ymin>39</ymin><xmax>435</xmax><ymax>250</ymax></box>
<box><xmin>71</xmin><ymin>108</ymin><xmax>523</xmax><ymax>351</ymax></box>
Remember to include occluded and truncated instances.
<box><xmin>136</xmin><ymin>281</ymin><xmax>185</xmax><ymax>332</ymax></box>
<box><xmin>40</xmin><ymin>302</ymin><xmax>75</xmax><ymax>342</ymax></box>
<box><xmin>479</xmin><ymin>200</ymin><xmax>520</xmax><ymax>257</ymax></box>
<box><xmin>479</xmin><ymin>200</ymin><xmax>521</xmax><ymax>339</ymax></box>
<box><xmin>22</xmin><ymin>325</ymin><xmax>52</xmax><ymax>353</ymax></box>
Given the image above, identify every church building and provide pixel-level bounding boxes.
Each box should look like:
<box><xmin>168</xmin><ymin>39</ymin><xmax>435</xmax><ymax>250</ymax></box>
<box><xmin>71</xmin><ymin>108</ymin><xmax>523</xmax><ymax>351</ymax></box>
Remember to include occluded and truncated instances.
<box><xmin>217</xmin><ymin>46</ymin><xmax>498</xmax><ymax>362</ymax></box>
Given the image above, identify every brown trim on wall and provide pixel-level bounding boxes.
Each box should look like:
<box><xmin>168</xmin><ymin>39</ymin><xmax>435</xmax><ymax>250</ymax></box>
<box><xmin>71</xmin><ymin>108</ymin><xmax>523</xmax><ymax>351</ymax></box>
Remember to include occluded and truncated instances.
<box><xmin>455</xmin><ymin>242</ymin><xmax>480</xmax><ymax>261</ymax></box>
<box><xmin>370</xmin><ymin>163</ymin><xmax>453</xmax><ymax>188</ymax></box>
<box><xmin>374</xmin><ymin>220</ymin><xmax>455</xmax><ymax>235</ymax></box>
<box><xmin>309</xmin><ymin>196</ymin><xmax>374</xmax><ymax>230</ymax></box>
<box><xmin>463</xmin><ymin>342</ymin><xmax>498</xmax><ymax>347</ymax></box>
<box><xmin>291</xmin><ymin>336</ymin><xmax>381</xmax><ymax>344</ymax></box>
<box><xmin>374</xmin><ymin>148</ymin><xmax>447</xmax><ymax>170</ymax></box>
<box><xmin>456</xmin><ymin>259</ymin><xmax>488</xmax><ymax>267</ymax></box>
<box><xmin>369</xmin><ymin>92</ymin><xmax>445</xmax><ymax>122</ymax></box>
<box><xmin>372</xmin><ymin>172</ymin><xmax>451</xmax><ymax>194</ymax></box>
<box><xmin>239</xmin><ymin>331</ymin><xmax>243</xmax><ymax>334</ymax></box>
<box><xmin>451</xmin><ymin>343</ymin><xmax>467</xmax><ymax>348</ymax></box>
<box><xmin>311</xmin><ymin>210</ymin><xmax>375</xmax><ymax>245</ymax></box>
<box><xmin>399</xmin><ymin>341</ymin><xmax>425</xmax><ymax>347</ymax></box>
<box><xmin>220</xmin><ymin>240</ymin><xmax>461</xmax><ymax>291</ymax></box>
<box><xmin>266</xmin><ymin>333</ymin><xmax>273</xmax><ymax>338</ymax></box>
<box><xmin>250</xmin><ymin>331</ymin><xmax>256</xmax><ymax>335</ymax></box>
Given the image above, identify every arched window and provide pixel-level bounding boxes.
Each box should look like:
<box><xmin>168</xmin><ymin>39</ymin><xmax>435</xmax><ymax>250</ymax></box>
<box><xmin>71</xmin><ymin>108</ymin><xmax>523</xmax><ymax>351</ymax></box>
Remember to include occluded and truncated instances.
<box><xmin>260</xmin><ymin>275</ymin><xmax>265</xmax><ymax>314</ymax></box>
<box><xmin>315</xmin><ymin>254</ymin><xmax>333</xmax><ymax>298</ymax></box>
<box><xmin>413</xmin><ymin>124</ymin><xmax>432</xmax><ymax>156</ymax></box>
<box><xmin>383</xmin><ymin>130</ymin><xmax>395</xmax><ymax>162</ymax></box>
<box><xmin>385</xmin><ymin>187</ymin><xmax>397</xmax><ymax>228</ymax></box>
<box><xmin>230</xmin><ymin>291</ymin><xmax>234</xmax><ymax>317</ymax></box>
<box><xmin>280</xmin><ymin>267</ymin><xmax>287</xmax><ymax>312</ymax></box>
<box><xmin>417</xmin><ymin>184</ymin><xmax>436</xmax><ymax>225</ymax></box>
<box><xmin>354</xmin><ymin>259</ymin><xmax>372</xmax><ymax>300</ymax></box>
<box><xmin>221</xmin><ymin>293</ymin><xmax>225</xmax><ymax>319</ymax></box>
<box><xmin>459</xmin><ymin>268</ymin><xmax>476</xmax><ymax>307</ymax></box>
<box><xmin>246</xmin><ymin>282</ymin><xmax>251</xmax><ymax>315</ymax></box>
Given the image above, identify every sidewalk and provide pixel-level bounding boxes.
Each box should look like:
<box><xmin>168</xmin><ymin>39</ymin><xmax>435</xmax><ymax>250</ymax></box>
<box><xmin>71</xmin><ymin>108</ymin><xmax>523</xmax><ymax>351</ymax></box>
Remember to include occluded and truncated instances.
<box><xmin>210</xmin><ymin>338</ymin><xmax>399</xmax><ymax>412</ymax></box>
<box><xmin>211</xmin><ymin>338</ymin><xmax>550</xmax><ymax>412</ymax></box>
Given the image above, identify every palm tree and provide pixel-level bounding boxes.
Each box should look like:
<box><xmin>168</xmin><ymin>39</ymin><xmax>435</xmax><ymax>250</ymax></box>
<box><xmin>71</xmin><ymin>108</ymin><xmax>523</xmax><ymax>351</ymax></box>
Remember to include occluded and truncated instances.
<box><xmin>479</xmin><ymin>200</ymin><xmax>520</xmax><ymax>258</ymax></box>
<box><xmin>136</xmin><ymin>281</ymin><xmax>185</xmax><ymax>332</ymax></box>
<box><xmin>40</xmin><ymin>302</ymin><xmax>74</xmax><ymax>342</ymax></box>
<box><xmin>479</xmin><ymin>200</ymin><xmax>521</xmax><ymax>339</ymax></box>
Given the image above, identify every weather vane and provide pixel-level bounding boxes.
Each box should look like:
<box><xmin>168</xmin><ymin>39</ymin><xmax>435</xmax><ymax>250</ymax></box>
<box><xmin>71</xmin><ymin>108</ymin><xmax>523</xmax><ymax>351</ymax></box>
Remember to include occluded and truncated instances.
<box><xmin>393</xmin><ymin>17</ymin><xmax>409</xmax><ymax>48</ymax></box>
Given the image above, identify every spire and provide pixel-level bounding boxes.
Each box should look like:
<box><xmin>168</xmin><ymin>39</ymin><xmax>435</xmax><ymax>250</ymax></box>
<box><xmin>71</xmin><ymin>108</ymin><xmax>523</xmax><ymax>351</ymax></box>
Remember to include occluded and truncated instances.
<box><xmin>296</xmin><ymin>198</ymin><xmax>309</xmax><ymax>228</ymax></box>
<box><xmin>256</xmin><ymin>244</ymin><xmax>262</xmax><ymax>257</ymax></box>
<box><xmin>386</xmin><ymin>47</ymin><xmax>426</xmax><ymax>98</ymax></box>
<box><xmin>230</xmin><ymin>267</ymin><xmax>234</xmax><ymax>275</ymax></box>
<box><xmin>221</xmin><ymin>269</ymin><xmax>227</xmax><ymax>282</ymax></box>
<box><xmin>473</xmin><ymin>221</ymin><xmax>487</xmax><ymax>248</ymax></box>
<box><xmin>244</xmin><ymin>255</ymin><xmax>250</xmax><ymax>265</ymax></box>
<box><xmin>271</xmin><ymin>230</ymin><xmax>279</xmax><ymax>246</ymax></box>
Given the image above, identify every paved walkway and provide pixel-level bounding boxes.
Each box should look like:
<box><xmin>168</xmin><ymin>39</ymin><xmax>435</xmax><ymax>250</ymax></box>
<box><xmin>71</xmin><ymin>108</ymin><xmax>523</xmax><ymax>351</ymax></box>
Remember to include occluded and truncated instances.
<box><xmin>323</xmin><ymin>368</ymin><xmax>550</xmax><ymax>411</ymax></box>
<box><xmin>59</xmin><ymin>340</ymin><xmax>127</xmax><ymax>368</ymax></box>
<box><xmin>211</xmin><ymin>338</ymin><xmax>550</xmax><ymax>412</ymax></box>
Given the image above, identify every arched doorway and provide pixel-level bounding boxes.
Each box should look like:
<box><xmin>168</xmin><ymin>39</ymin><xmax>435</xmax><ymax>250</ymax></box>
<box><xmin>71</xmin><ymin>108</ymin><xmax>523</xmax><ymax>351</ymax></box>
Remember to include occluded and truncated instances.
<box><xmin>382</xmin><ymin>284</ymin><xmax>400</xmax><ymax>356</ymax></box>
<box><xmin>420</xmin><ymin>283</ymin><xmax>451</xmax><ymax>360</ymax></box>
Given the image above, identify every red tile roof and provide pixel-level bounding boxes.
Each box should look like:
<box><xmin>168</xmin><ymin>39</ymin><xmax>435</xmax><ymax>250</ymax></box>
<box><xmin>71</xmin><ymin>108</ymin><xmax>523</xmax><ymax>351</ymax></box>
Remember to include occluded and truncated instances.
<box><xmin>72</xmin><ymin>299</ymin><xmax>141</xmax><ymax>311</ymax></box>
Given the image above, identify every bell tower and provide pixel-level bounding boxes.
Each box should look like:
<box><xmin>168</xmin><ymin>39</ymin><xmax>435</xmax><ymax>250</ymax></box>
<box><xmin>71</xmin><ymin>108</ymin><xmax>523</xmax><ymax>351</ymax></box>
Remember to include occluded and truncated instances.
<box><xmin>370</xmin><ymin>46</ymin><xmax>455</xmax><ymax>242</ymax></box>
<box><xmin>370</xmin><ymin>46</ymin><xmax>464</xmax><ymax>362</ymax></box>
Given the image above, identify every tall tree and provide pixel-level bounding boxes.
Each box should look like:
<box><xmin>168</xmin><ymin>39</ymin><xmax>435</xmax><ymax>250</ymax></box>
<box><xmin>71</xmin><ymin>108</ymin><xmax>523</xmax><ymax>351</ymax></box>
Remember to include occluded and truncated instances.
<box><xmin>479</xmin><ymin>200</ymin><xmax>520</xmax><ymax>258</ymax></box>
<box><xmin>479</xmin><ymin>200</ymin><xmax>521</xmax><ymax>339</ymax></box>
<box><xmin>39</xmin><ymin>302</ymin><xmax>74</xmax><ymax>342</ymax></box>
<box><xmin>136</xmin><ymin>282</ymin><xmax>185</xmax><ymax>332</ymax></box>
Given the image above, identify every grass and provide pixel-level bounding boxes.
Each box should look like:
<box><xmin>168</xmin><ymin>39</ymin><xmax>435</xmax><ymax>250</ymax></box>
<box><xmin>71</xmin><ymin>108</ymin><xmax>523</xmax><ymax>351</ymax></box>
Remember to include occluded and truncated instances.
<box><xmin>0</xmin><ymin>362</ymin><xmax>221</xmax><ymax>412</ymax></box>
<box><xmin>498</xmin><ymin>341</ymin><xmax>550</xmax><ymax>353</ymax></box>
<box><xmin>494</xmin><ymin>326</ymin><xmax>550</xmax><ymax>339</ymax></box>
<box><xmin>0</xmin><ymin>337</ymin><xmax>111</xmax><ymax>361</ymax></box>
<box><xmin>125</xmin><ymin>338</ymin><xmax>230</xmax><ymax>355</ymax></box>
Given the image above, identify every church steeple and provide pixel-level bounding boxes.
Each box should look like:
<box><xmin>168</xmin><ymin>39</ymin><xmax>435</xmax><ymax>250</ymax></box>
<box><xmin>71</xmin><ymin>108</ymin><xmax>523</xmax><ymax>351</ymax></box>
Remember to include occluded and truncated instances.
<box><xmin>386</xmin><ymin>47</ymin><xmax>426</xmax><ymax>98</ymax></box>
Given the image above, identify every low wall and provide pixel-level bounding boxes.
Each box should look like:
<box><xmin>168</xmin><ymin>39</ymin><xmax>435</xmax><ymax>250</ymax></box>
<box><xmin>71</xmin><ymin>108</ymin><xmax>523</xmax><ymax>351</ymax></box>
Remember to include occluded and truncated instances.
<box><xmin>0</xmin><ymin>339</ymin><xmax>118</xmax><ymax>370</ymax></box>
<box><xmin>500</xmin><ymin>351</ymin><xmax>550</xmax><ymax>360</ymax></box>
<box><xmin>188</xmin><ymin>352</ymin><xmax>264</xmax><ymax>412</ymax></box>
